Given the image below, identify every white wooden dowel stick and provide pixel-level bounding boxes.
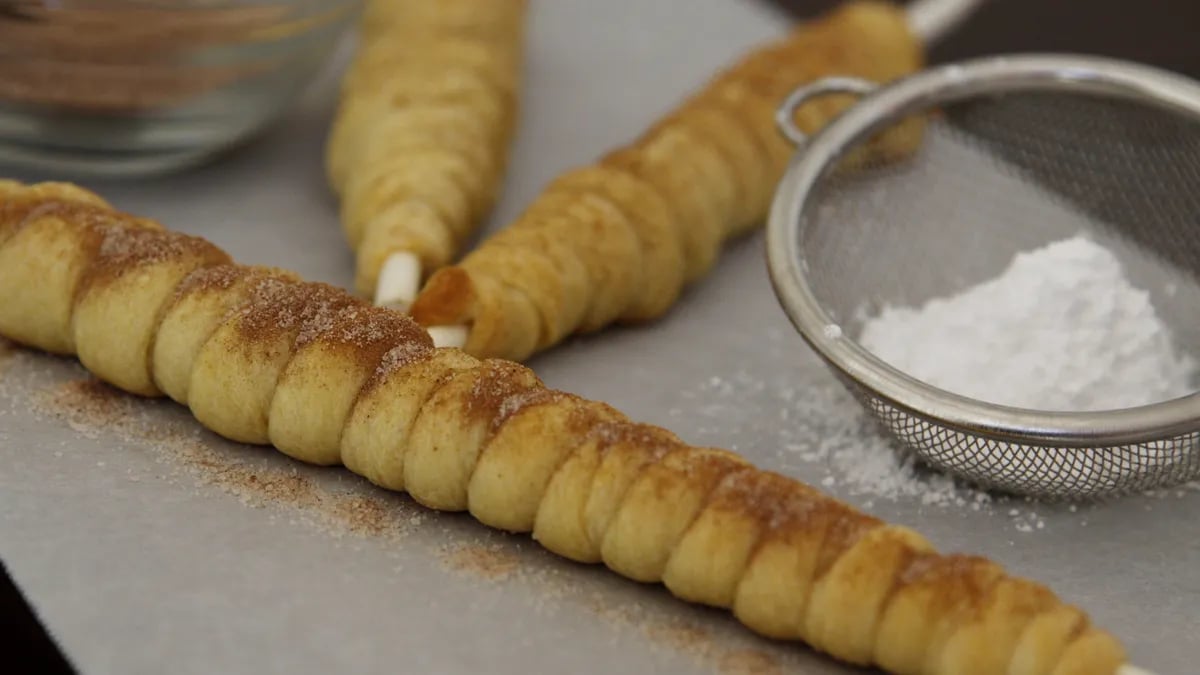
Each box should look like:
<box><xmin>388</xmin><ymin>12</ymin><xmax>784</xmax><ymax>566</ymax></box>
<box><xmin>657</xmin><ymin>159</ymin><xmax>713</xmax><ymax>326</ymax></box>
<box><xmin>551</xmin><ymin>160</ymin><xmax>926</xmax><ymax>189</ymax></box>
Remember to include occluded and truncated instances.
<box><xmin>426</xmin><ymin>325</ymin><xmax>469</xmax><ymax>349</ymax></box>
<box><xmin>373</xmin><ymin>251</ymin><xmax>468</xmax><ymax>348</ymax></box>
<box><xmin>374</xmin><ymin>251</ymin><xmax>422</xmax><ymax>312</ymax></box>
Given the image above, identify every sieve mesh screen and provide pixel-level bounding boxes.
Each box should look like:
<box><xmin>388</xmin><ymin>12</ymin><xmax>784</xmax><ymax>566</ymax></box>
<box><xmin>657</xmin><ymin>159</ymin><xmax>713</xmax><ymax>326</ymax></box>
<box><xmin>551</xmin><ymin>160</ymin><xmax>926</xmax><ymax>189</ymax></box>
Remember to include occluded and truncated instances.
<box><xmin>791</xmin><ymin>87</ymin><xmax>1200</xmax><ymax>497</ymax></box>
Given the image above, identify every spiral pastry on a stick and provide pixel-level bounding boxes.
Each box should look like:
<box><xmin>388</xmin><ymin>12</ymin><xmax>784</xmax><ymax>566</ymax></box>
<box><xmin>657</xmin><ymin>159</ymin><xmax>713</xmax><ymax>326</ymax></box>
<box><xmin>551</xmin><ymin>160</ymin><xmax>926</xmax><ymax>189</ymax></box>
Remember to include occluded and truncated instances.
<box><xmin>325</xmin><ymin>0</ymin><xmax>528</xmax><ymax>309</ymax></box>
<box><xmin>408</xmin><ymin>0</ymin><xmax>924</xmax><ymax>360</ymax></box>
<box><xmin>0</xmin><ymin>181</ymin><xmax>1129</xmax><ymax>675</ymax></box>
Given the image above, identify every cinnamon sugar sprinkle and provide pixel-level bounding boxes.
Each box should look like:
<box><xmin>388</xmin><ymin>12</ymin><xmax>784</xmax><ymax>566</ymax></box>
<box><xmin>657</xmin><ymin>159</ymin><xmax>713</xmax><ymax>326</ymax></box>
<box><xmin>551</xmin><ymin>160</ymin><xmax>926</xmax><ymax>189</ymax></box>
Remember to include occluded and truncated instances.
<box><xmin>295</xmin><ymin>304</ymin><xmax>430</xmax><ymax>360</ymax></box>
<box><xmin>592</xmin><ymin>420</ymin><xmax>681</xmax><ymax>451</ymax></box>
<box><xmin>29</xmin><ymin>377</ymin><xmax>422</xmax><ymax>541</ymax></box>
<box><xmin>92</xmin><ymin>227</ymin><xmax>228</xmax><ymax>276</ymax></box>
<box><xmin>171</xmin><ymin>264</ymin><xmax>253</xmax><ymax>299</ymax></box>
<box><xmin>489</xmin><ymin>387</ymin><xmax>574</xmax><ymax>433</ymax></box>
<box><xmin>645</xmin><ymin>620</ymin><xmax>714</xmax><ymax>654</ymax></box>
<box><xmin>374</xmin><ymin>340</ymin><xmax>434</xmax><ymax>379</ymax></box>
<box><xmin>15</xmin><ymin>368</ymin><xmax>794</xmax><ymax>672</ymax></box>
<box><xmin>438</xmin><ymin>546</ymin><xmax>787</xmax><ymax>674</ymax></box>
<box><xmin>438</xmin><ymin>542</ymin><xmax>521</xmax><ymax>581</ymax></box>
<box><xmin>232</xmin><ymin>279</ymin><xmax>333</xmax><ymax>339</ymax></box>
<box><xmin>465</xmin><ymin>360</ymin><xmax>541</xmax><ymax>416</ymax></box>
<box><xmin>717</xmin><ymin>649</ymin><xmax>785</xmax><ymax>675</ymax></box>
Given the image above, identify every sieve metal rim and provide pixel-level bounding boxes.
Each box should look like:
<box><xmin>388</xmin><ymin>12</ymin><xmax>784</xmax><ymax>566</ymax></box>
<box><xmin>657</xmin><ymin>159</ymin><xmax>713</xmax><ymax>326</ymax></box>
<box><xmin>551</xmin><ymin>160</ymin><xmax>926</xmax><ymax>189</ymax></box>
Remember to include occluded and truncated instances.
<box><xmin>765</xmin><ymin>53</ymin><xmax>1200</xmax><ymax>449</ymax></box>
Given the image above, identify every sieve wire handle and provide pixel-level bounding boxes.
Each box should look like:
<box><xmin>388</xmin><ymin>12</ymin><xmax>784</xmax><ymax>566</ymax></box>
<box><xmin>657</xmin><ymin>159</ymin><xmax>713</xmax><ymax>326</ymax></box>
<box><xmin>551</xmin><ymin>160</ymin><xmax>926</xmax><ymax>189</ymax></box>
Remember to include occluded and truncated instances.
<box><xmin>775</xmin><ymin>77</ymin><xmax>878</xmax><ymax>146</ymax></box>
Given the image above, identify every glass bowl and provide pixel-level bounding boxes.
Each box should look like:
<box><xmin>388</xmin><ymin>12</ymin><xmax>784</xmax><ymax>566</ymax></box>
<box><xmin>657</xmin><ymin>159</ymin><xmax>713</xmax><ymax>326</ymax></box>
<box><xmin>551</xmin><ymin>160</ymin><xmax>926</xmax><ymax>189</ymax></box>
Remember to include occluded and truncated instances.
<box><xmin>0</xmin><ymin>0</ymin><xmax>361</xmax><ymax>177</ymax></box>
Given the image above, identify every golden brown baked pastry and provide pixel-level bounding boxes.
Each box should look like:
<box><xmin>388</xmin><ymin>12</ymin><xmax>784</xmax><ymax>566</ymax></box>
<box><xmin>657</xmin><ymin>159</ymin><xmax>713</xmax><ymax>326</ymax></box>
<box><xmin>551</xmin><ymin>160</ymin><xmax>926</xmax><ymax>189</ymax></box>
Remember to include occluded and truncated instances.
<box><xmin>409</xmin><ymin>0</ymin><xmax>925</xmax><ymax>361</ymax></box>
<box><xmin>326</xmin><ymin>0</ymin><xmax>528</xmax><ymax>301</ymax></box>
<box><xmin>0</xmin><ymin>181</ymin><xmax>1127</xmax><ymax>675</ymax></box>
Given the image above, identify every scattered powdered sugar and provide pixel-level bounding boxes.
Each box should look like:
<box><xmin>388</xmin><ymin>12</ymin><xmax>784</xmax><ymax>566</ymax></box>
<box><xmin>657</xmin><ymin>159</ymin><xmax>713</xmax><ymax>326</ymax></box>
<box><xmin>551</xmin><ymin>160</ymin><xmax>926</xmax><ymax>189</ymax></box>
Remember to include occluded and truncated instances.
<box><xmin>787</xmin><ymin>385</ymin><xmax>964</xmax><ymax>505</ymax></box>
<box><xmin>675</xmin><ymin>367</ymin><xmax>988</xmax><ymax>509</ymax></box>
<box><xmin>858</xmin><ymin>235</ymin><xmax>1197</xmax><ymax>411</ymax></box>
<box><xmin>674</xmin><ymin>333</ymin><xmax>1194</xmax><ymax>535</ymax></box>
<box><xmin>672</xmin><ymin>367</ymin><xmax>1109</xmax><ymax>535</ymax></box>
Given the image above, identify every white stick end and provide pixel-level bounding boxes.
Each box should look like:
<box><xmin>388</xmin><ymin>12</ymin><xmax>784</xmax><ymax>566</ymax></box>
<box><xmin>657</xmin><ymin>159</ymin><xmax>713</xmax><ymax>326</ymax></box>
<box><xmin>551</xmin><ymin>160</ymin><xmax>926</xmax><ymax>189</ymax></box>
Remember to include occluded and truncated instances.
<box><xmin>375</xmin><ymin>251</ymin><xmax>422</xmax><ymax>312</ymax></box>
<box><xmin>427</xmin><ymin>325</ymin><xmax>468</xmax><ymax>349</ymax></box>
<box><xmin>1118</xmin><ymin>665</ymin><xmax>1159</xmax><ymax>675</ymax></box>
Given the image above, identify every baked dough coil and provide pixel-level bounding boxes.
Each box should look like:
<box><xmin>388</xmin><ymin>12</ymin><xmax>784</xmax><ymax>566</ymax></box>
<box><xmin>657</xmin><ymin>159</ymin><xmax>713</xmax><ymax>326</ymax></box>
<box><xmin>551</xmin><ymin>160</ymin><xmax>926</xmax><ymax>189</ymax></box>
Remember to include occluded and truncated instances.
<box><xmin>409</xmin><ymin>0</ymin><xmax>925</xmax><ymax>361</ymax></box>
<box><xmin>326</xmin><ymin>0</ymin><xmax>529</xmax><ymax>296</ymax></box>
<box><xmin>0</xmin><ymin>182</ymin><xmax>1126</xmax><ymax>675</ymax></box>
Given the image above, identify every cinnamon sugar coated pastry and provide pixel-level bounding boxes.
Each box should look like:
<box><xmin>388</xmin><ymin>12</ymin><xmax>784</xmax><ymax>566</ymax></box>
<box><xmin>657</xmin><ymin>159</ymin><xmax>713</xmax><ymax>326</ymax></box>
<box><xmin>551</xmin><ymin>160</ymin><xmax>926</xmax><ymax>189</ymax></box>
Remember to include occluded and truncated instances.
<box><xmin>409</xmin><ymin>0</ymin><xmax>926</xmax><ymax>361</ymax></box>
<box><xmin>325</xmin><ymin>0</ymin><xmax>528</xmax><ymax>297</ymax></box>
<box><xmin>0</xmin><ymin>181</ymin><xmax>1127</xmax><ymax>675</ymax></box>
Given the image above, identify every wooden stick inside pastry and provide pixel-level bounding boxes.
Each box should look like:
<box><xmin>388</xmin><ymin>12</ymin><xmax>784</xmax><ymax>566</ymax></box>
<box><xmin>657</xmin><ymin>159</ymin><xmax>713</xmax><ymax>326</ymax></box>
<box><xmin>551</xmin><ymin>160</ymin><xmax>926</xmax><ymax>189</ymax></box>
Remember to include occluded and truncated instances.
<box><xmin>374</xmin><ymin>250</ymin><xmax>422</xmax><ymax>311</ymax></box>
<box><xmin>0</xmin><ymin>180</ymin><xmax>1136</xmax><ymax>675</ymax></box>
<box><xmin>410</xmin><ymin>0</ymin><xmax>925</xmax><ymax>361</ymax></box>
<box><xmin>324</xmin><ymin>0</ymin><xmax>529</xmax><ymax>305</ymax></box>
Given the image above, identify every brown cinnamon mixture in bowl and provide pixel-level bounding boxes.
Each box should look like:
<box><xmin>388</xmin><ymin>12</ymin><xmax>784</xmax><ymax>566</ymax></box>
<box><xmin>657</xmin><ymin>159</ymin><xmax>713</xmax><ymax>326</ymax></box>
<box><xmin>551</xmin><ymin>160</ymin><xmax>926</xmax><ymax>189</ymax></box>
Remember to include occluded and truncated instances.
<box><xmin>0</xmin><ymin>0</ymin><xmax>361</xmax><ymax>176</ymax></box>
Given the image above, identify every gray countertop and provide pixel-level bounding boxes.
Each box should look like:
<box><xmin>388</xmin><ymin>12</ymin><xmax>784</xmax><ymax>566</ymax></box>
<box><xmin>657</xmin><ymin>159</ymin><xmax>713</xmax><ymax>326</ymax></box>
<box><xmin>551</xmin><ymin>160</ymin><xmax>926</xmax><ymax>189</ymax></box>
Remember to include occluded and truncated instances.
<box><xmin>1</xmin><ymin>1</ymin><xmax>1196</xmax><ymax>673</ymax></box>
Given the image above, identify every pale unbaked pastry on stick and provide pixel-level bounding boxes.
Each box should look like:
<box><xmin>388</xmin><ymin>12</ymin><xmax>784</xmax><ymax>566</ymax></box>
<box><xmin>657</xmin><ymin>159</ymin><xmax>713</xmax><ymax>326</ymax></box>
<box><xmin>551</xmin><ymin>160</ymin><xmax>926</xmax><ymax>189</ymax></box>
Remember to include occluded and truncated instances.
<box><xmin>325</xmin><ymin>0</ymin><xmax>528</xmax><ymax>308</ymax></box>
<box><xmin>0</xmin><ymin>182</ymin><xmax>1134</xmax><ymax>675</ymax></box>
<box><xmin>409</xmin><ymin>1</ymin><xmax>925</xmax><ymax>360</ymax></box>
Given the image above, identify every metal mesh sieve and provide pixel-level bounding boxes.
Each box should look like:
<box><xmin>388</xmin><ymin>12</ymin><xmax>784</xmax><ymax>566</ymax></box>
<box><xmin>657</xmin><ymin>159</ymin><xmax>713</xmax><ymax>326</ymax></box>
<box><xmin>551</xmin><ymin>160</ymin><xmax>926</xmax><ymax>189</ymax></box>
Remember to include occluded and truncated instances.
<box><xmin>765</xmin><ymin>55</ymin><xmax>1200</xmax><ymax>499</ymax></box>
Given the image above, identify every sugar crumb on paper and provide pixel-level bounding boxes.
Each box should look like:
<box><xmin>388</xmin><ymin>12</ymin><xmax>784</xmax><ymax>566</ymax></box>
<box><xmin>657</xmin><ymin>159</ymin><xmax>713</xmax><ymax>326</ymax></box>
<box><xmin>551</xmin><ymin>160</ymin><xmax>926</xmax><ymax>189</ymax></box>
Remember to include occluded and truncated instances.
<box><xmin>645</xmin><ymin>619</ymin><xmax>714</xmax><ymax>660</ymax></box>
<box><xmin>17</xmin><ymin>368</ymin><xmax>800</xmax><ymax>675</ymax></box>
<box><xmin>580</xmin><ymin>591</ymin><xmax>788</xmax><ymax>675</ymax></box>
<box><xmin>643</xmin><ymin>618</ymin><xmax>783</xmax><ymax>675</ymax></box>
<box><xmin>436</xmin><ymin>542</ymin><xmax>791</xmax><ymax>673</ymax></box>
<box><xmin>438</xmin><ymin>542</ymin><xmax>521</xmax><ymax>581</ymax></box>
<box><xmin>31</xmin><ymin>377</ymin><xmax>140</xmax><ymax>440</ymax></box>
<box><xmin>717</xmin><ymin>649</ymin><xmax>785</xmax><ymax>675</ymax></box>
<box><xmin>27</xmin><ymin>376</ymin><xmax>422</xmax><ymax>541</ymax></box>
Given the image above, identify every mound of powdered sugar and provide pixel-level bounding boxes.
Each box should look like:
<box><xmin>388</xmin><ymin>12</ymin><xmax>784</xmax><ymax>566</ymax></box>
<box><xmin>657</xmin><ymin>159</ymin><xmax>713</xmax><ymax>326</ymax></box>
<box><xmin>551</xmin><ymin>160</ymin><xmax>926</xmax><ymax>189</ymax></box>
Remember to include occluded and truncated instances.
<box><xmin>858</xmin><ymin>235</ymin><xmax>1197</xmax><ymax>411</ymax></box>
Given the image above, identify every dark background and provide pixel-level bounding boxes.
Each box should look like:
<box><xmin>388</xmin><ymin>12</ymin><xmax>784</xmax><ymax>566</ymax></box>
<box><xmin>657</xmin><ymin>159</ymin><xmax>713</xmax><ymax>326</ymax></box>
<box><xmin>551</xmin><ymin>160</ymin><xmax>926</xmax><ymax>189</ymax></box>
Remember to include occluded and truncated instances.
<box><xmin>766</xmin><ymin>0</ymin><xmax>1200</xmax><ymax>78</ymax></box>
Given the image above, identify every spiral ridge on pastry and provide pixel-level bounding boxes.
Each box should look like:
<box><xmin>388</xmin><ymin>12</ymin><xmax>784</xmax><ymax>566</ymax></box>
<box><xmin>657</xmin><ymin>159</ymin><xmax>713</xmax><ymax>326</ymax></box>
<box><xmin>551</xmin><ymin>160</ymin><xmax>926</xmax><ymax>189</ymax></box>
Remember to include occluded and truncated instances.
<box><xmin>326</xmin><ymin>0</ymin><xmax>528</xmax><ymax>296</ymax></box>
<box><xmin>0</xmin><ymin>182</ymin><xmax>1126</xmax><ymax>675</ymax></box>
<box><xmin>408</xmin><ymin>0</ymin><xmax>925</xmax><ymax>361</ymax></box>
